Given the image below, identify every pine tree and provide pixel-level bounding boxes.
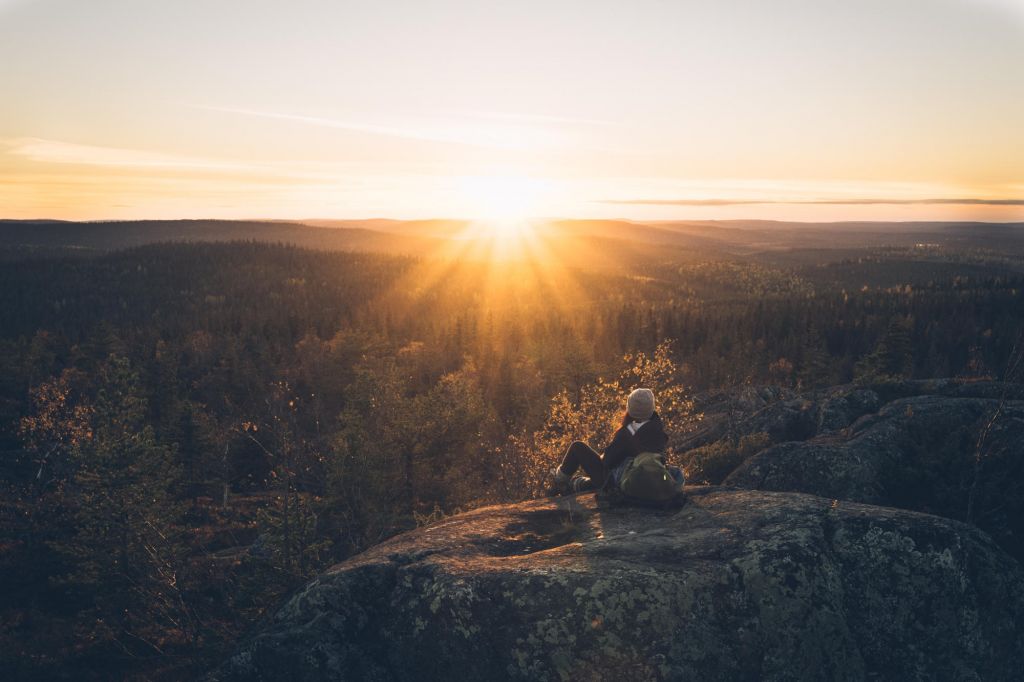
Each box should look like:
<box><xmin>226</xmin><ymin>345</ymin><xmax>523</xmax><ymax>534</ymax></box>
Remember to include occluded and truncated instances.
<box><xmin>798</xmin><ymin>325</ymin><xmax>833</xmax><ymax>388</ymax></box>
<box><xmin>854</xmin><ymin>318</ymin><xmax>914</xmax><ymax>381</ymax></box>
<box><xmin>241</xmin><ymin>380</ymin><xmax>332</xmax><ymax>583</ymax></box>
<box><xmin>56</xmin><ymin>355</ymin><xmax>192</xmax><ymax>654</ymax></box>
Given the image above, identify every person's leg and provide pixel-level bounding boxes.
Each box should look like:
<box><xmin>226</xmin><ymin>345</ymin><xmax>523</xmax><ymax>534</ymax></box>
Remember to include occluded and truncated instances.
<box><xmin>557</xmin><ymin>441</ymin><xmax>608</xmax><ymax>488</ymax></box>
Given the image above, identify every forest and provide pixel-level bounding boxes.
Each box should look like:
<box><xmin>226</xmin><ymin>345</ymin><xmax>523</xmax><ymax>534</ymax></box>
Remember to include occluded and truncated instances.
<box><xmin>2</xmin><ymin>220</ymin><xmax>1023</xmax><ymax>680</ymax></box>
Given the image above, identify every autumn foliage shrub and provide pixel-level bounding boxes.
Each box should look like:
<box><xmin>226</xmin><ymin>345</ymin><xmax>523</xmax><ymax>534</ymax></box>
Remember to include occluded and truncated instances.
<box><xmin>497</xmin><ymin>341</ymin><xmax>699</xmax><ymax>499</ymax></box>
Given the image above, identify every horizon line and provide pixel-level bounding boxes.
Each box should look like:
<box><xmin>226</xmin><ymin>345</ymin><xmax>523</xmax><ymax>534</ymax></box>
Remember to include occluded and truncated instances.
<box><xmin>601</xmin><ymin>197</ymin><xmax>1024</xmax><ymax>207</ymax></box>
<box><xmin>3</xmin><ymin>216</ymin><xmax>1024</xmax><ymax>227</ymax></box>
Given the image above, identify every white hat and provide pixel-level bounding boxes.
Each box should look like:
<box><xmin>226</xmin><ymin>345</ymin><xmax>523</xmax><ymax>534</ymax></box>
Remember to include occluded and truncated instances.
<box><xmin>627</xmin><ymin>388</ymin><xmax>655</xmax><ymax>420</ymax></box>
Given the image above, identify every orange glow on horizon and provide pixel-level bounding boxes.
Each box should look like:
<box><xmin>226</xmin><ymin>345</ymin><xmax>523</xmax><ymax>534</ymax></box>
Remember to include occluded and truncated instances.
<box><xmin>0</xmin><ymin>1</ymin><xmax>1021</xmax><ymax>222</ymax></box>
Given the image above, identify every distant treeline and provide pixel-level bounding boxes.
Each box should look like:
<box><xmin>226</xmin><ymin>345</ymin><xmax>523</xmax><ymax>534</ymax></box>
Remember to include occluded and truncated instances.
<box><xmin>1</xmin><ymin>241</ymin><xmax>1021</xmax><ymax>432</ymax></box>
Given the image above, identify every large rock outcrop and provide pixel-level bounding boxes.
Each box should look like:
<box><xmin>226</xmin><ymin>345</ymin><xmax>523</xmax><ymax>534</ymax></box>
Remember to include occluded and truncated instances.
<box><xmin>723</xmin><ymin>390</ymin><xmax>1024</xmax><ymax>560</ymax></box>
<box><xmin>680</xmin><ymin>379</ymin><xmax>1024</xmax><ymax>455</ymax></box>
<box><xmin>212</xmin><ymin>489</ymin><xmax>1024</xmax><ymax>681</ymax></box>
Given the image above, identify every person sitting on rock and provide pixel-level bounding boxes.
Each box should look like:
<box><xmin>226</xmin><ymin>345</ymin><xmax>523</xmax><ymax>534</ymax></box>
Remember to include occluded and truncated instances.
<box><xmin>549</xmin><ymin>387</ymin><xmax>684</xmax><ymax>495</ymax></box>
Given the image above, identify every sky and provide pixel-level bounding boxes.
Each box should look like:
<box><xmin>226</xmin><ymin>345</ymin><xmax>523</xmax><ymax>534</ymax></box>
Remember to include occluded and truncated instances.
<box><xmin>1</xmin><ymin>0</ymin><xmax>1023</xmax><ymax>222</ymax></box>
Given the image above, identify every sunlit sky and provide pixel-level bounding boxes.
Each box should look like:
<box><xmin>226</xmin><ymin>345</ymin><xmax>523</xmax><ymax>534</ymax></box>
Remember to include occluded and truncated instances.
<box><xmin>1</xmin><ymin>0</ymin><xmax>1023</xmax><ymax>222</ymax></box>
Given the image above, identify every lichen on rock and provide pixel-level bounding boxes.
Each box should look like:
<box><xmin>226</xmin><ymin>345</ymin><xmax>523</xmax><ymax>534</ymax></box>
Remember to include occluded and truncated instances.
<box><xmin>211</xmin><ymin>488</ymin><xmax>1024</xmax><ymax>681</ymax></box>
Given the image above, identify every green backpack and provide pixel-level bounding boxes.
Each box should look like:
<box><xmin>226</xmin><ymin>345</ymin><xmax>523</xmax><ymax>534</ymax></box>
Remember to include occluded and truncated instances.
<box><xmin>618</xmin><ymin>451</ymin><xmax>678</xmax><ymax>502</ymax></box>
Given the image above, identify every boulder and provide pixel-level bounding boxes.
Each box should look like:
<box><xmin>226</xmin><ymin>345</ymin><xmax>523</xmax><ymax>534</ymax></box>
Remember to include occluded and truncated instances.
<box><xmin>678</xmin><ymin>380</ymin><xmax>1023</xmax><ymax>456</ymax></box>
<box><xmin>815</xmin><ymin>387</ymin><xmax>882</xmax><ymax>433</ymax></box>
<box><xmin>725</xmin><ymin>394</ymin><xmax>1024</xmax><ymax>559</ymax></box>
<box><xmin>677</xmin><ymin>385</ymin><xmax>877</xmax><ymax>455</ymax></box>
<box><xmin>211</xmin><ymin>489</ymin><xmax>1024</xmax><ymax>681</ymax></box>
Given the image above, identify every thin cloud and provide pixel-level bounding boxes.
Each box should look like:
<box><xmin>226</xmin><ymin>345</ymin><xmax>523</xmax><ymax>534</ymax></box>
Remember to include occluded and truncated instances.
<box><xmin>455</xmin><ymin>109</ymin><xmax>617</xmax><ymax>127</ymax></box>
<box><xmin>4</xmin><ymin>137</ymin><xmax>251</xmax><ymax>171</ymax></box>
<box><xmin>2</xmin><ymin>137</ymin><xmax>358</xmax><ymax>184</ymax></box>
<box><xmin>193</xmin><ymin>105</ymin><xmax>529</xmax><ymax>150</ymax></box>
<box><xmin>602</xmin><ymin>198</ymin><xmax>1024</xmax><ymax>206</ymax></box>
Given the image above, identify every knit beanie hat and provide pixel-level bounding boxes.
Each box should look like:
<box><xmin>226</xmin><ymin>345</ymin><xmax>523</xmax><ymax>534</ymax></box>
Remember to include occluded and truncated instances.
<box><xmin>627</xmin><ymin>388</ymin><xmax>655</xmax><ymax>421</ymax></box>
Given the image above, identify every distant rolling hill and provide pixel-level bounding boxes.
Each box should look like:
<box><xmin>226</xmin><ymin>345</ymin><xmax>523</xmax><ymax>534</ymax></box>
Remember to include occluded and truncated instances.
<box><xmin>652</xmin><ymin>220</ymin><xmax>1024</xmax><ymax>253</ymax></box>
<box><xmin>0</xmin><ymin>219</ymin><xmax>444</xmax><ymax>260</ymax></box>
<box><xmin>0</xmin><ymin>218</ymin><xmax>732</xmax><ymax>267</ymax></box>
<box><xmin>2</xmin><ymin>218</ymin><xmax>1022</xmax><ymax>265</ymax></box>
<box><xmin>298</xmin><ymin>218</ymin><xmax>472</xmax><ymax>239</ymax></box>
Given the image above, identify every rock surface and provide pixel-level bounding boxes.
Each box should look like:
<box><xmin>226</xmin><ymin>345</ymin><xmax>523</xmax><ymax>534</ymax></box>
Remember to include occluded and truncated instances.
<box><xmin>680</xmin><ymin>379</ymin><xmax>1024</xmax><ymax>454</ymax></box>
<box><xmin>211</xmin><ymin>488</ymin><xmax>1024</xmax><ymax>681</ymax></box>
<box><xmin>724</xmin><ymin>391</ymin><xmax>1024</xmax><ymax>559</ymax></box>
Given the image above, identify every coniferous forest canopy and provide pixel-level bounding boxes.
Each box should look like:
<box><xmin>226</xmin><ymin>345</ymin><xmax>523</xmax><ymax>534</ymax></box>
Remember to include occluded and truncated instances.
<box><xmin>2</xmin><ymin>219</ymin><xmax>1024</xmax><ymax>680</ymax></box>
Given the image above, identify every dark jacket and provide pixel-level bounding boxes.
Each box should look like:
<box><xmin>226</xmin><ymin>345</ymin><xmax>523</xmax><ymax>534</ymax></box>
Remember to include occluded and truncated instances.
<box><xmin>602</xmin><ymin>412</ymin><xmax>669</xmax><ymax>473</ymax></box>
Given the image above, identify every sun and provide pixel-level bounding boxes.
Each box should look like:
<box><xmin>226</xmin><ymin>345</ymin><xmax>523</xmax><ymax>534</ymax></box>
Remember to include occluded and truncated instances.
<box><xmin>455</xmin><ymin>174</ymin><xmax>550</xmax><ymax>222</ymax></box>
<box><xmin>444</xmin><ymin>173</ymin><xmax>556</xmax><ymax>261</ymax></box>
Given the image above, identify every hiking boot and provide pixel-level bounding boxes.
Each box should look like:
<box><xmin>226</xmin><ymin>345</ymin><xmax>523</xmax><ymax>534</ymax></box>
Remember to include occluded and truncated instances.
<box><xmin>545</xmin><ymin>466</ymin><xmax>571</xmax><ymax>496</ymax></box>
<box><xmin>571</xmin><ymin>476</ymin><xmax>593</xmax><ymax>493</ymax></box>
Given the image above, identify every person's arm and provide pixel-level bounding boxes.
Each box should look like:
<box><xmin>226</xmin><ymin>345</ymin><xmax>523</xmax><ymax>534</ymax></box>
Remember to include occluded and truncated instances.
<box><xmin>601</xmin><ymin>426</ymin><xmax>635</xmax><ymax>471</ymax></box>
